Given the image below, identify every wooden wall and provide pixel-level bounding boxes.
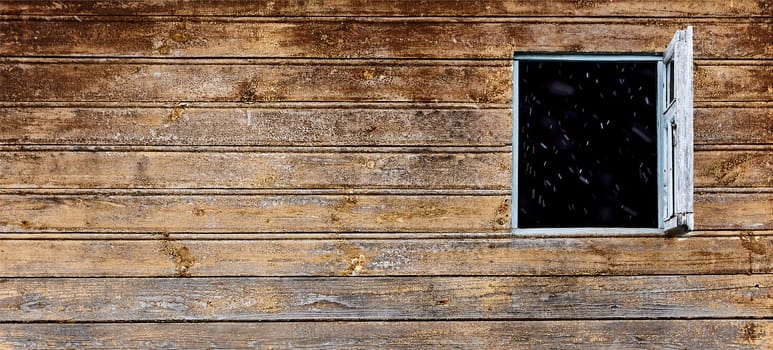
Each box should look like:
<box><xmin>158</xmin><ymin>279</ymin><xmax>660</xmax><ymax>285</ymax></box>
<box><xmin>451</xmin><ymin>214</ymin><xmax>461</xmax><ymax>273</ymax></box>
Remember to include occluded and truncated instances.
<box><xmin>0</xmin><ymin>0</ymin><xmax>771</xmax><ymax>348</ymax></box>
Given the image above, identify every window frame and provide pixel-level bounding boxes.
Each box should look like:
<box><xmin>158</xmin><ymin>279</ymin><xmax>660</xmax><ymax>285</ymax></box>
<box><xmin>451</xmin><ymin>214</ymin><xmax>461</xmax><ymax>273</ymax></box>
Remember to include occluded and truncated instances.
<box><xmin>511</xmin><ymin>27</ymin><xmax>694</xmax><ymax>235</ymax></box>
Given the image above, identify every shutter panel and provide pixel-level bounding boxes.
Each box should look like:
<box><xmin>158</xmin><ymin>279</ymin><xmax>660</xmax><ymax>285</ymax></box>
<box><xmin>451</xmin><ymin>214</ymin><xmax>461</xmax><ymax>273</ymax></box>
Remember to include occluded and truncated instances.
<box><xmin>662</xmin><ymin>26</ymin><xmax>694</xmax><ymax>234</ymax></box>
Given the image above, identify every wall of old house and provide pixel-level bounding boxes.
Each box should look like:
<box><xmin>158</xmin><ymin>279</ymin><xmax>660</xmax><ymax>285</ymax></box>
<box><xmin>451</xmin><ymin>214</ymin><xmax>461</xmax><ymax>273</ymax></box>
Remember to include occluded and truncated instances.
<box><xmin>0</xmin><ymin>1</ymin><xmax>771</xmax><ymax>347</ymax></box>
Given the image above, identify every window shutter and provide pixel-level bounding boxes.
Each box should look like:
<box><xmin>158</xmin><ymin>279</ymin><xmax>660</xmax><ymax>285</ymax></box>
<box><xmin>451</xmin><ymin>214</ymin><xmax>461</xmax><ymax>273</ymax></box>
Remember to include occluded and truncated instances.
<box><xmin>662</xmin><ymin>26</ymin><xmax>694</xmax><ymax>234</ymax></box>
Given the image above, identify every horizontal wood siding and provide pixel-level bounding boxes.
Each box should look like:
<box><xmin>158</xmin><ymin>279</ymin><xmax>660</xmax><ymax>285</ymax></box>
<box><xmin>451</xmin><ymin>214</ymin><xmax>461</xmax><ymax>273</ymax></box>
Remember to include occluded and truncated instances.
<box><xmin>1</xmin><ymin>236</ymin><xmax>771</xmax><ymax>277</ymax></box>
<box><xmin>0</xmin><ymin>149</ymin><xmax>769</xmax><ymax>188</ymax></box>
<box><xmin>0</xmin><ymin>275</ymin><xmax>770</xmax><ymax>321</ymax></box>
<box><xmin>0</xmin><ymin>104</ymin><xmax>769</xmax><ymax>146</ymax></box>
<box><xmin>0</xmin><ymin>192</ymin><xmax>769</xmax><ymax>232</ymax></box>
<box><xmin>1</xmin><ymin>1</ymin><xmax>771</xmax><ymax>348</ymax></box>
<box><xmin>1</xmin><ymin>321</ymin><xmax>770</xmax><ymax>349</ymax></box>
<box><xmin>1</xmin><ymin>20</ymin><xmax>770</xmax><ymax>59</ymax></box>
<box><xmin>2</xmin><ymin>61</ymin><xmax>770</xmax><ymax>102</ymax></box>
<box><xmin>2</xmin><ymin>0</ymin><xmax>771</xmax><ymax>17</ymax></box>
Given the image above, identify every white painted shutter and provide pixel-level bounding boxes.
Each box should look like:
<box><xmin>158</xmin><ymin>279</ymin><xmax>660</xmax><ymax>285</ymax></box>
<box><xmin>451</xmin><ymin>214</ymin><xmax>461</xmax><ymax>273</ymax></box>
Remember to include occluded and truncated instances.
<box><xmin>662</xmin><ymin>26</ymin><xmax>694</xmax><ymax>234</ymax></box>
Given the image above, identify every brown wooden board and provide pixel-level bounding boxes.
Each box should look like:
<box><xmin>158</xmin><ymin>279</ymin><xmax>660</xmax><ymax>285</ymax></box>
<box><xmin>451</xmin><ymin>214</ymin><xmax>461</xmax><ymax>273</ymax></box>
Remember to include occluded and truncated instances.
<box><xmin>695</xmin><ymin>104</ymin><xmax>773</xmax><ymax>145</ymax></box>
<box><xmin>696</xmin><ymin>193</ymin><xmax>773</xmax><ymax>230</ymax></box>
<box><xmin>0</xmin><ymin>150</ymin><xmax>769</xmax><ymax>189</ymax></box>
<box><xmin>0</xmin><ymin>275</ymin><xmax>769</xmax><ymax>321</ymax></box>
<box><xmin>1</xmin><ymin>62</ymin><xmax>768</xmax><ymax>102</ymax></box>
<box><xmin>0</xmin><ymin>151</ymin><xmax>511</xmax><ymax>189</ymax></box>
<box><xmin>1</xmin><ymin>235</ymin><xmax>770</xmax><ymax>277</ymax></box>
<box><xmin>2</xmin><ymin>0</ymin><xmax>771</xmax><ymax>17</ymax></box>
<box><xmin>0</xmin><ymin>192</ymin><xmax>769</xmax><ymax>232</ymax></box>
<box><xmin>2</xmin><ymin>20</ymin><xmax>771</xmax><ymax>59</ymax></box>
<box><xmin>0</xmin><ymin>320</ymin><xmax>770</xmax><ymax>348</ymax></box>
<box><xmin>695</xmin><ymin>63</ymin><xmax>773</xmax><ymax>102</ymax></box>
<box><xmin>0</xmin><ymin>194</ymin><xmax>512</xmax><ymax>233</ymax></box>
<box><xmin>0</xmin><ymin>105</ymin><xmax>770</xmax><ymax>146</ymax></box>
<box><xmin>695</xmin><ymin>150</ymin><xmax>773</xmax><ymax>187</ymax></box>
<box><xmin>0</xmin><ymin>106</ymin><xmax>512</xmax><ymax>146</ymax></box>
<box><xmin>0</xmin><ymin>61</ymin><xmax>512</xmax><ymax>103</ymax></box>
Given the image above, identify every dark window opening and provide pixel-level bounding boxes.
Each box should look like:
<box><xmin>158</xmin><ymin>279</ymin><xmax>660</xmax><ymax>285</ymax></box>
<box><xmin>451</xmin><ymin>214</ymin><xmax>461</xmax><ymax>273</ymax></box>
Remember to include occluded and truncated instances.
<box><xmin>517</xmin><ymin>60</ymin><xmax>658</xmax><ymax>228</ymax></box>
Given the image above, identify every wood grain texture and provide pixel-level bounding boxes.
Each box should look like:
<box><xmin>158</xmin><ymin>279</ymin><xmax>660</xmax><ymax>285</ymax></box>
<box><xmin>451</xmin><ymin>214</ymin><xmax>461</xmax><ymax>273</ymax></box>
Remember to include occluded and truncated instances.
<box><xmin>0</xmin><ymin>151</ymin><xmax>511</xmax><ymax>189</ymax></box>
<box><xmin>0</xmin><ymin>192</ymin><xmax>768</xmax><ymax>233</ymax></box>
<box><xmin>695</xmin><ymin>150</ymin><xmax>773</xmax><ymax>187</ymax></box>
<box><xmin>0</xmin><ymin>105</ymin><xmax>769</xmax><ymax>146</ymax></box>
<box><xmin>0</xmin><ymin>194</ymin><xmax>512</xmax><ymax>233</ymax></box>
<box><xmin>0</xmin><ymin>320</ymin><xmax>771</xmax><ymax>349</ymax></box>
<box><xmin>695</xmin><ymin>105</ymin><xmax>773</xmax><ymax>144</ymax></box>
<box><xmin>1</xmin><ymin>0</ymin><xmax>770</xmax><ymax>17</ymax></box>
<box><xmin>2</xmin><ymin>20</ymin><xmax>771</xmax><ymax>59</ymax></box>
<box><xmin>1</xmin><ymin>235</ymin><xmax>770</xmax><ymax>277</ymax></box>
<box><xmin>0</xmin><ymin>192</ymin><xmax>773</xmax><ymax>233</ymax></box>
<box><xmin>695</xmin><ymin>64</ymin><xmax>773</xmax><ymax>102</ymax></box>
<box><xmin>0</xmin><ymin>275</ymin><xmax>769</xmax><ymax>321</ymax></box>
<box><xmin>1</xmin><ymin>62</ymin><xmax>767</xmax><ymax>102</ymax></box>
<box><xmin>696</xmin><ymin>193</ymin><xmax>773</xmax><ymax>230</ymax></box>
<box><xmin>0</xmin><ymin>106</ymin><xmax>511</xmax><ymax>146</ymax></box>
<box><xmin>0</xmin><ymin>61</ymin><xmax>512</xmax><ymax>103</ymax></box>
<box><xmin>0</xmin><ymin>150</ymin><xmax>769</xmax><ymax>189</ymax></box>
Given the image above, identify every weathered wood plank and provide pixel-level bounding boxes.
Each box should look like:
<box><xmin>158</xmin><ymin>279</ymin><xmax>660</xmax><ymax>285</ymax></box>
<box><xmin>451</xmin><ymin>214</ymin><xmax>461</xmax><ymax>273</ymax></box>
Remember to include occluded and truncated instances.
<box><xmin>0</xmin><ymin>106</ymin><xmax>511</xmax><ymax>146</ymax></box>
<box><xmin>1</xmin><ymin>235</ymin><xmax>770</xmax><ymax>277</ymax></box>
<box><xmin>0</xmin><ymin>192</ymin><xmax>767</xmax><ymax>232</ymax></box>
<box><xmin>2</xmin><ymin>20</ymin><xmax>770</xmax><ymax>59</ymax></box>
<box><xmin>0</xmin><ymin>62</ymin><xmax>512</xmax><ymax>103</ymax></box>
<box><xmin>0</xmin><ymin>150</ymin><xmax>768</xmax><ymax>189</ymax></box>
<box><xmin>1</xmin><ymin>0</ymin><xmax>770</xmax><ymax>17</ymax></box>
<box><xmin>695</xmin><ymin>151</ymin><xmax>773</xmax><ymax>187</ymax></box>
<box><xmin>695</xmin><ymin>64</ymin><xmax>773</xmax><ymax>102</ymax></box>
<box><xmin>0</xmin><ymin>106</ymin><xmax>768</xmax><ymax>146</ymax></box>
<box><xmin>0</xmin><ymin>151</ymin><xmax>511</xmax><ymax>189</ymax></box>
<box><xmin>695</xmin><ymin>105</ymin><xmax>773</xmax><ymax>144</ymax></box>
<box><xmin>0</xmin><ymin>192</ymin><xmax>766</xmax><ymax>232</ymax></box>
<box><xmin>1</xmin><ymin>62</ymin><xmax>767</xmax><ymax>102</ymax></box>
<box><xmin>0</xmin><ymin>275</ymin><xmax>769</xmax><ymax>321</ymax></box>
<box><xmin>0</xmin><ymin>194</ymin><xmax>512</xmax><ymax>233</ymax></box>
<box><xmin>0</xmin><ymin>320</ymin><xmax>770</xmax><ymax>349</ymax></box>
<box><xmin>696</xmin><ymin>193</ymin><xmax>773</xmax><ymax>230</ymax></box>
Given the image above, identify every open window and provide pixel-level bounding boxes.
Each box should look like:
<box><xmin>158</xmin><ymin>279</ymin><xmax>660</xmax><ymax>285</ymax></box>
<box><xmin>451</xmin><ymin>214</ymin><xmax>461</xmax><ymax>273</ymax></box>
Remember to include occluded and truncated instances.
<box><xmin>512</xmin><ymin>27</ymin><xmax>693</xmax><ymax>235</ymax></box>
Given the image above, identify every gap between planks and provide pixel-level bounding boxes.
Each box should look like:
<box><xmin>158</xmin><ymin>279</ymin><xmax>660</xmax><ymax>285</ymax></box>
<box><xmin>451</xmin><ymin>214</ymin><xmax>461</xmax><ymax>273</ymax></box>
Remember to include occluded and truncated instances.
<box><xmin>1</xmin><ymin>16</ymin><xmax>770</xmax><ymax>23</ymax></box>
<box><xmin>0</xmin><ymin>320</ymin><xmax>770</xmax><ymax>349</ymax></box>
<box><xmin>0</xmin><ymin>188</ymin><xmax>767</xmax><ymax>195</ymax></box>
<box><xmin>1</xmin><ymin>0</ymin><xmax>770</xmax><ymax>18</ymax></box>
<box><xmin>0</xmin><ymin>275</ymin><xmax>769</xmax><ymax>322</ymax></box>
<box><xmin>1</xmin><ymin>235</ymin><xmax>771</xmax><ymax>277</ymax></box>
<box><xmin>0</xmin><ymin>101</ymin><xmax>768</xmax><ymax>108</ymax></box>
<box><xmin>0</xmin><ymin>57</ymin><xmax>768</xmax><ymax>65</ymax></box>
<box><xmin>0</xmin><ymin>230</ymin><xmax>773</xmax><ymax>241</ymax></box>
<box><xmin>0</xmin><ymin>230</ymin><xmax>771</xmax><ymax>240</ymax></box>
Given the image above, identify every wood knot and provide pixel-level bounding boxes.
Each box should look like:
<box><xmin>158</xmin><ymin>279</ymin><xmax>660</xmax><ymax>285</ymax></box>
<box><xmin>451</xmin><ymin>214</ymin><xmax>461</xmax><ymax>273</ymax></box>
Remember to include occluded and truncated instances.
<box><xmin>740</xmin><ymin>232</ymin><xmax>767</xmax><ymax>255</ymax></box>
<box><xmin>159</xmin><ymin>239</ymin><xmax>196</xmax><ymax>277</ymax></box>
<box><xmin>168</xmin><ymin>105</ymin><xmax>186</xmax><ymax>122</ymax></box>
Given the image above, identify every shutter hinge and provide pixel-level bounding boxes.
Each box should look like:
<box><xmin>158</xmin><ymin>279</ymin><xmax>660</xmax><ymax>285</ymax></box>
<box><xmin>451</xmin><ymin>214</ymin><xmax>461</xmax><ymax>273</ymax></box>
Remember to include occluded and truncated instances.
<box><xmin>671</xmin><ymin>120</ymin><xmax>677</xmax><ymax>146</ymax></box>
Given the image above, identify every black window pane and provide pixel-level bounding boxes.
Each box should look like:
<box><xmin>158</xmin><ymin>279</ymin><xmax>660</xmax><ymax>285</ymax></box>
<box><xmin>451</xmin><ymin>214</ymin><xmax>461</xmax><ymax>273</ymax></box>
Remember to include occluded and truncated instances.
<box><xmin>517</xmin><ymin>60</ymin><xmax>658</xmax><ymax>228</ymax></box>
